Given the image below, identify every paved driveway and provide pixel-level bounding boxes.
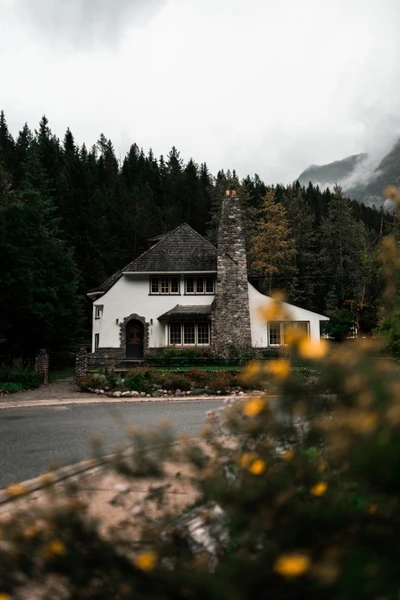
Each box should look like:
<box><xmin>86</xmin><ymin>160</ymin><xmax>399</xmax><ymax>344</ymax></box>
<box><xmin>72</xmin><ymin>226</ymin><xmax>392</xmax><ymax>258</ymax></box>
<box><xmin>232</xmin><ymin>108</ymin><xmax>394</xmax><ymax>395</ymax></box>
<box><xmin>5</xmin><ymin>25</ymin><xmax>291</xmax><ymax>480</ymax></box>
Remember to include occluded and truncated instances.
<box><xmin>0</xmin><ymin>399</ymin><xmax>222</xmax><ymax>488</ymax></box>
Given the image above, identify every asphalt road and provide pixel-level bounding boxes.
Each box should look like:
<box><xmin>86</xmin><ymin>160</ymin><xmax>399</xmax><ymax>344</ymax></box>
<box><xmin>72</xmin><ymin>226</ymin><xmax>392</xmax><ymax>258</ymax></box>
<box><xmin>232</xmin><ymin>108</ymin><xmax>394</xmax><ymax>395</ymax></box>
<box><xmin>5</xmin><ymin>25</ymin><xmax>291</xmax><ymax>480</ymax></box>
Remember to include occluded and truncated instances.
<box><xmin>0</xmin><ymin>400</ymin><xmax>222</xmax><ymax>489</ymax></box>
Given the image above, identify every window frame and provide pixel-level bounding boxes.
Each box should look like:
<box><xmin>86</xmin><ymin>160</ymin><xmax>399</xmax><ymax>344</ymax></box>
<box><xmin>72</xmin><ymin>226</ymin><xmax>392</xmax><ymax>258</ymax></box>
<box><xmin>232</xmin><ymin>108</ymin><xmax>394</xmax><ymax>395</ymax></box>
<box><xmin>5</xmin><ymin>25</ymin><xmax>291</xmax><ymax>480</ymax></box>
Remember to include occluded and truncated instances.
<box><xmin>184</xmin><ymin>276</ymin><xmax>215</xmax><ymax>295</ymax></box>
<box><xmin>94</xmin><ymin>333</ymin><xmax>100</xmax><ymax>349</ymax></box>
<box><xmin>168</xmin><ymin>322</ymin><xmax>211</xmax><ymax>346</ymax></box>
<box><xmin>94</xmin><ymin>306</ymin><xmax>102</xmax><ymax>320</ymax></box>
<box><xmin>268</xmin><ymin>321</ymin><xmax>310</xmax><ymax>347</ymax></box>
<box><xmin>149</xmin><ymin>275</ymin><xmax>180</xmax><ymax>295</ymax></box>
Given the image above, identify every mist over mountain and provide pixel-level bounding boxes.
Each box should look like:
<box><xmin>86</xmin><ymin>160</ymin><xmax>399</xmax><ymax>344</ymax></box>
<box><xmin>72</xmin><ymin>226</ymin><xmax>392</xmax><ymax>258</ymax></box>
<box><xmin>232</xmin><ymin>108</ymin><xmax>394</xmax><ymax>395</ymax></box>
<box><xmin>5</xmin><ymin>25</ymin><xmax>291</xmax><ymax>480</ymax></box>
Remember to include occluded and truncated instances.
<box><xmin>297</xmin><ymin>137</ymin><xmax>400</xmax><ymax>207</ymax></box>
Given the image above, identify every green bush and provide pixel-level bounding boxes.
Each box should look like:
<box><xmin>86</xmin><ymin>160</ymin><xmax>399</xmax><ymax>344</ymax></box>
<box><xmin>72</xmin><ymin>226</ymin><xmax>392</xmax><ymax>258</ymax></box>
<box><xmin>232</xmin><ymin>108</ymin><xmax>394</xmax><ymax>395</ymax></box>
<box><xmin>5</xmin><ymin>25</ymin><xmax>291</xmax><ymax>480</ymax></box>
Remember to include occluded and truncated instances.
<box><xmin>124</xmin><ymin>370</ymin><xmax>153</xmax><ymax>393</ymax></box>
<box><xmin>0</xmin><ymin>382</ymin><xmax>25</xmax><ymax>394</ymax></box>
<box><xmin>0</xmin><ymin>364</ymin><xmax>42</xmax><ymax>391</ymax></box>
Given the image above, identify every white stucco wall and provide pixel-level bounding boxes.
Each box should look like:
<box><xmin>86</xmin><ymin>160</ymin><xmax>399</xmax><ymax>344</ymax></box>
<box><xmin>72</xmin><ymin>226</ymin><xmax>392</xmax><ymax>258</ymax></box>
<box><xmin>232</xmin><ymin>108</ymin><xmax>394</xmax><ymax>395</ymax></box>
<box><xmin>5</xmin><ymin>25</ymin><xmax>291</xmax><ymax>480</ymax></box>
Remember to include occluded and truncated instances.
<box><xmin>91</xmin><ymin>277</ymin><xmax>329</xmax><ymax>352</ymax></box>
<box><xmin>248</xmin><ymin>283</ymin><xmax>329</xmax><ymax>347</ymax></box>
<box><xmin>92</xmin><ymin>274</ymin><xmax>215</xmax><ymax>351</ymax></box>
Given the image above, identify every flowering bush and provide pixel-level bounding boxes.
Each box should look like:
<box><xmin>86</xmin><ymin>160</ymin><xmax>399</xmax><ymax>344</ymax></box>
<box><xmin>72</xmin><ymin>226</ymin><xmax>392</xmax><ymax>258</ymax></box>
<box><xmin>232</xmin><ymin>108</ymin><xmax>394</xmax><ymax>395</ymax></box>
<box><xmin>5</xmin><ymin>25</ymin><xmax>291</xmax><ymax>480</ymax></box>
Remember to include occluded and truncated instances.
<box><xmin>2</xmin><ymin>189</ymin><xmax>400</xmax><ymax>598</ymax></box>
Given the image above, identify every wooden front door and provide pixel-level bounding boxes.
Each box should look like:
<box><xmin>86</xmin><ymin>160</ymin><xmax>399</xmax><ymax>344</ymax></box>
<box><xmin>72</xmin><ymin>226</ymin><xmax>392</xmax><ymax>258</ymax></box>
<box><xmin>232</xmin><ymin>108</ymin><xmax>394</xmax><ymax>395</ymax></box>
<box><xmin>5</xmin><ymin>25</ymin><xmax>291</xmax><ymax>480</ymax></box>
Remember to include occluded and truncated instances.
<box><xmin>126</xmin><ymin>320</ymin><xmax>144</xmax><ymax>358</ymax></box>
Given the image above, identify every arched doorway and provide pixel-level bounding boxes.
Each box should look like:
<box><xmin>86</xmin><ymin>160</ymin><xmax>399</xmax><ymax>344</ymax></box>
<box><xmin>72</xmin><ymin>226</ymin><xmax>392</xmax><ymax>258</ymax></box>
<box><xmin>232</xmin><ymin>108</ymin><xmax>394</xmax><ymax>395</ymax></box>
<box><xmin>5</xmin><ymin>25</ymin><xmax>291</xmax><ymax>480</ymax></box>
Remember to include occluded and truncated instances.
<box><xmin>126</xmin><ymin>319</ymin><xmax>144</xmax><ymax>359</ymax></box>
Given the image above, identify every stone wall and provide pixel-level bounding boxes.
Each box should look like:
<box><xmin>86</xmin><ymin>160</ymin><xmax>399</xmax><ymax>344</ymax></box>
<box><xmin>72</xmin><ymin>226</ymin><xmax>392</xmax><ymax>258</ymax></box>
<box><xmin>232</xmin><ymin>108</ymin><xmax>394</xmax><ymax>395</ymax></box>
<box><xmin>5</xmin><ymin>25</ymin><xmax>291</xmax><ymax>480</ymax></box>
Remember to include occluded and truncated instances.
<box><xmin>75</xmin><ymin>348</ymin><xmax>88</xmax><ymax>381</ymax></box>
<box><xmin>211</xmin><ymin>190</ymin><xmax>252</xmax><ymax>355</ymax></box>
<box><xmin>35</xmin><ymin>349</ymin><xmax>49</xmax><ymax>385</ymax></box>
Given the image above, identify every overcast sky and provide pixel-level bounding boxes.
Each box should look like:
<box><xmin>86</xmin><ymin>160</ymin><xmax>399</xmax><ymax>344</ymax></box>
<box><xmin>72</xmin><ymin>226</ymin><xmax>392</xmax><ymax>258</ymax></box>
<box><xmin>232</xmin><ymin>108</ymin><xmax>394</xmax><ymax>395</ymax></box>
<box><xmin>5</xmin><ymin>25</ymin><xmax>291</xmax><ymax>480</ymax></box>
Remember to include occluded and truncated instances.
<box><xmin>1</xmin><ymin>0</ymin><xmax>400</xmax><ymax>183</ymax></box>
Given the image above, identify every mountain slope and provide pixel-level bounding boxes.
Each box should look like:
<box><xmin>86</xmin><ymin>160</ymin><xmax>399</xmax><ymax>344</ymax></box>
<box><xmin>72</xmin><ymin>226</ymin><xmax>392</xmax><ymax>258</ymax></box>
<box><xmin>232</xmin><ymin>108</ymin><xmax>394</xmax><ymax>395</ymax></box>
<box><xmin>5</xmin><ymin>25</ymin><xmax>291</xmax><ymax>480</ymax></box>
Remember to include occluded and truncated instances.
<box><xmin>296</xmin><ymin>137</ymin><xmax>400</xmax><ymax>206</ymax></box>
<box><xmin>297</xmin><ymin>153</ymin><xmax>368</xmax><ymax>188</ymax></box>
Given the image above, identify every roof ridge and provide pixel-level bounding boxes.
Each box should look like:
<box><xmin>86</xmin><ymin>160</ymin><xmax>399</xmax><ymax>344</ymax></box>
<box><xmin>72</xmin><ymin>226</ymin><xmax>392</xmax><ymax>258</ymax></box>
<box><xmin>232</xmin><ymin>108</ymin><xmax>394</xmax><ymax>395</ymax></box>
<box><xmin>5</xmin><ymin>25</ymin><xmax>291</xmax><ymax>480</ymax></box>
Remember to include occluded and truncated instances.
<box><xmin>124</xmin><ymin>223</ymin><xmax>216</xmax><ymax>272</ymax></box>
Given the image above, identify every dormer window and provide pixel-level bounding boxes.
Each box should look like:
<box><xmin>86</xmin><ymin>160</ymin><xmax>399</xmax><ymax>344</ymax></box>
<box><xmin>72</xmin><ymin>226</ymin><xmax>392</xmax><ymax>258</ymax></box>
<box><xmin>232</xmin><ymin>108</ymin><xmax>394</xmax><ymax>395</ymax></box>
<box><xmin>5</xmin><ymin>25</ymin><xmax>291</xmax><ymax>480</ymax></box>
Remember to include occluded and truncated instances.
<box><xmin>150</xmin><ymin>276</ymin><xmax>180</xmax><ymax>295</ymax></box>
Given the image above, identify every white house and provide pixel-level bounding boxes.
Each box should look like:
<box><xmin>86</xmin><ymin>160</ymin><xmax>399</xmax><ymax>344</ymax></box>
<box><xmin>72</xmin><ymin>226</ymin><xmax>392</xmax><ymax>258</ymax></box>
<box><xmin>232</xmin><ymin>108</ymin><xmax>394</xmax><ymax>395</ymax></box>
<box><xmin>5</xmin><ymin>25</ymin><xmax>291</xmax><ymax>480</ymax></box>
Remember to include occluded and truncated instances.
<box><xmin>88</xmin><ymin>191</ymin><xmax>328</xmax><ymax>359</ymax></box>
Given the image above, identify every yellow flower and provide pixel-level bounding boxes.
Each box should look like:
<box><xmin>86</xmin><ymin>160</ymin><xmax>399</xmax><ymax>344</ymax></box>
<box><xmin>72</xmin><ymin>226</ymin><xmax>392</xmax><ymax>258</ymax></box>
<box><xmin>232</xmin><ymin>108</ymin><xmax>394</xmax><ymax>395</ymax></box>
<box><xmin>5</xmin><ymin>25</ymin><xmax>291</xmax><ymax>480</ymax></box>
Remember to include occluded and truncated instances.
<box><xmin>6</xmin><ymin>483</ymin><xmax>27</xmax><ymax>497</ymax></box>
<box><xmin>282</xmin><ymin>449</ymin><xmax>295</xmax><ymax>461</ymax></box>
<box><xmin>274</xmin><ymin>553</ymin><xmax>311</xmax><ymax>578</ymax></box>
<box><xmin>249</xmin><ymin>459</ymin><xmax>266</xmax><ymax>475</ymax></box>
<box><xmin>0</xmin><ymin>594</ymin><xmax>11</xmax><ymax>600</ymax></box>
<box><xmin>265</xmin><ymin>359</ymin><xmax>290</xmax><ymax>379</ymax></box>
<box><xmin>284</xmin><ymin>326</ymin><xmax>307</xmax><ymax>346</ymax></box>
<box><xmin>310</xmin><ymin>482</ymin><xmax>328</xmax><ymax>496</ymax></box>
<box><xmin>134</xmin><ymin>551</ymin><xmax>157</xmax><ymax>571</ymax></box>
<box><xmin>368</xmin><ymin>504</ymin><xmax>378</xmax><ymax>514</ymax></box>
<box><xmin>44</xmin><ymin>539</ymin><xmax>66</xmax><ymax>558</ymax></box>
<box><xmin>298</xmin><ymin>338</ymin><xmax>328</xmax><ymax>359</ymax></box>
<box><xmin>239</xmin><ymin>452</ymin><xmax>258</xmax><ymax>469</ymax></box>
<box><xmin>242</xmin><ymin>397</ymin><xmax>267</xmax><ymax>417</ymax></box>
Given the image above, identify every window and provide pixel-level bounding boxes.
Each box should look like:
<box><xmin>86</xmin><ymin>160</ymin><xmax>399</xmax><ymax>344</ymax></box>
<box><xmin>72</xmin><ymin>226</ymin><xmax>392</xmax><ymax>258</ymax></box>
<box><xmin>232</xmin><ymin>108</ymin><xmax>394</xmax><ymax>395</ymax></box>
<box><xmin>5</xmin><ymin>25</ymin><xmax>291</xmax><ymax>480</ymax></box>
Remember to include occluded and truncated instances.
<box><xmin>197</xmin><ymin>323</ymin><xmax>210</xmax><ymax>345</ymax></box>
<box><xmin>184</xmin><ymin>323</ymin><xmax>195</xmax><ymax>344</ymax></box>
<box><xmin>150</xmin><ymin>276</ymin><xmax>180</xmax><ymax>295</ymax></box>
<box><xmin>269</xmin><ymin>322</ymin><xmax>281</xmax><ymax>346</ymax></box>
<box><xmin>169</xmin><ymin>323</ymin><xmax>210</xmax><ymax>346</ymax></box>
<box><xmin>94</xmin><ymin>306</ymin><xmax>102</xmax><ymax>319</ymax></box>
<box><xmin>171</xmin><ymin>277</ymin><xmax>179</xmax><ymax>294</ymax></box>
<box><xmin>185</xmin><ymin>276</ymin><xmax>215</xmax><ymax>294</ymax></box>
<box><xmin>205</xmin><ymin>277</ymin><xmax>214</xmax><ymax>294</ymax></box>
<box><xmin>269</xmin><ymin>321</ymin><xmax>310</xmax><ymax>346</ymax></box>
<box><xmin>186</xmin><ymin>277</ymin><xmax>194</xmax><ymax>294</ymax></box>
<box><xmin>161</xmin><ymin>277</ymin><xmax>169</xmax><ymax>294</ymax></box>
<box><xmin>170</xmin><ymin>323</ymin><xmax>182</xmax><ymax>344</ymax></box>
<box><xmin>95</xmin><ymin>334</ymin><xmax>100</xmax><ymax>349</ymax></box>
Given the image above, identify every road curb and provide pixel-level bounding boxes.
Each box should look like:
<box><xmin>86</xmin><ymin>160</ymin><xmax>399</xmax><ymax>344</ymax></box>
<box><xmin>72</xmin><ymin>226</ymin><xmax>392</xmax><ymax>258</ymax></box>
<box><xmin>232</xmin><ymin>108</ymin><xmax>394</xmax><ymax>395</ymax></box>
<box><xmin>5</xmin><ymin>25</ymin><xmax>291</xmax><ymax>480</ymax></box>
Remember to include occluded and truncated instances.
<box><xmin>0</xmin><ymin>395</ymin><xmax>244</xmax><ymax>410</ymax></box>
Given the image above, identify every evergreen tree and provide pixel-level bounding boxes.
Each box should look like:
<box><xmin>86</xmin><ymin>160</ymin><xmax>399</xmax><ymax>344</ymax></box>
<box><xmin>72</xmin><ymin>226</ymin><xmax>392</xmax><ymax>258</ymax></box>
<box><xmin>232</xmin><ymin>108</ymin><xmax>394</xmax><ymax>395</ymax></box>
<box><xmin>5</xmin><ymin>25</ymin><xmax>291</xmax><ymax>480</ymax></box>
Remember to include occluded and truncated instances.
<box><xmin>0</xmin><ymin>172</ymin><xmax>83</xmax><ymax>356</ymax></box>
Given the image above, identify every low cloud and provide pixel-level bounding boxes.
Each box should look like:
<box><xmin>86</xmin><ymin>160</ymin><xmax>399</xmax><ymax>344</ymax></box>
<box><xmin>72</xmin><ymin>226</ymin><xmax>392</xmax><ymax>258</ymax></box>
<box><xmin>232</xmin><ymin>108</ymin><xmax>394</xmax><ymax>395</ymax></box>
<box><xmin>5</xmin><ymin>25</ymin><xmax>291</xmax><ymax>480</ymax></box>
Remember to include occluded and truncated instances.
<box><xmin>15</xmin><ymin>0</ymin><xmax>167</xmax><ymax>48</ymax></box>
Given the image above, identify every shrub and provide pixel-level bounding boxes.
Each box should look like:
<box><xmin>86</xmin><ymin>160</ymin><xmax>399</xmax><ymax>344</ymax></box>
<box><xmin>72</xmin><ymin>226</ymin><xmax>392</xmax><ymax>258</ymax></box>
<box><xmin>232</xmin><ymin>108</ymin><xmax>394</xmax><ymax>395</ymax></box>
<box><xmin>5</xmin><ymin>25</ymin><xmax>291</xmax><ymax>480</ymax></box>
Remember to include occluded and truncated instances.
<box><xmin>0</xmin><ymin>382</ymin><xmax>25</xmax><ymax>394</ymax></box>
<box><xmin>207</xmin><ymin>370</ymin><xmax>236</xmax><ymax>392</ymax></box>
<box><xmin>124</xmin><ymin>370</ymin><xmax>153</xmax><ymax>393</ymax></box>
<box><xmin>0</xmin><ymin>364</ymin><xmax>42</xmax><ymax>390</ymax></box>
<box><xmin>160</xmin><ymin>372</ymin><xmax>191</xmax><ymax>391</ymax></box>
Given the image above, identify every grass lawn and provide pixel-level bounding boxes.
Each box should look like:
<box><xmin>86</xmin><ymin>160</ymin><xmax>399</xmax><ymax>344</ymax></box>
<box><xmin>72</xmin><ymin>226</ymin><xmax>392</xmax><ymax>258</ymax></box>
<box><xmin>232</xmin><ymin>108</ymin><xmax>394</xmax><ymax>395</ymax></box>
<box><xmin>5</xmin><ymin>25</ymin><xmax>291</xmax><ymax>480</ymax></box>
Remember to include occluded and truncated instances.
<box><xmin>49</xmin><ymin>368</ymin><xmax>75</xmax><ymax>382</ymax></box>
<box><xmin>154</xmin><ymin>366</ymin><xmax>242</xmax><ymax>372</ymax></box>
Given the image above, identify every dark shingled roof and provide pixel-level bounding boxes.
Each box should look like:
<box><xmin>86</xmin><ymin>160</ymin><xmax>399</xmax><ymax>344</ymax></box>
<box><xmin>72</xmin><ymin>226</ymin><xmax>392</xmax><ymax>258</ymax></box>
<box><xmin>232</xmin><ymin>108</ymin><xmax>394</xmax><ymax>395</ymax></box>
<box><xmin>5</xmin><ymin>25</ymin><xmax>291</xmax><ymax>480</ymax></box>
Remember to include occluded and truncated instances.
<box><xmin>158</xmin><ymin>304</ymin><xmax>212</xmax><ymax>321</ymax></box>
<box><xmin>87</xmin><ymin>269</ymin><xmax>123</xmax><ymax>296</ymax></box>
<box><xmin>123</xmin><ymin>224</ymin><xmax>217</xmax><ymax>273</ymax></box>
<box><xmin>88</xmin><ymin>224</ymin><xmax>217</xmax><ymax>297</ymax></box>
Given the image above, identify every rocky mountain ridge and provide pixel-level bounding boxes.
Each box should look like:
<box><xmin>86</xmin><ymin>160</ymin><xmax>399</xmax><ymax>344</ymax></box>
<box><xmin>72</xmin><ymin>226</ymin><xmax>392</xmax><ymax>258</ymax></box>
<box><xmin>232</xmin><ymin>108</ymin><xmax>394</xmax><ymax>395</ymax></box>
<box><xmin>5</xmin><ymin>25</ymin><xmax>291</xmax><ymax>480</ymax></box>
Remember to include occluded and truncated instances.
<box><xmin>297</xmin><ymin>137</ymin><xmax>400</xmax><ymax>206</ymax></box>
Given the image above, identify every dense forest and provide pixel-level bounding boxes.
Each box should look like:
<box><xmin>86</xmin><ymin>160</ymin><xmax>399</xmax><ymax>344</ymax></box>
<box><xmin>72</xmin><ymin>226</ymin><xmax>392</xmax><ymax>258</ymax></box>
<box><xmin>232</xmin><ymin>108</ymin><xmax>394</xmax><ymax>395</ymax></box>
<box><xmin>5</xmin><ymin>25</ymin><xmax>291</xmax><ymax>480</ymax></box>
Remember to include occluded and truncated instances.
<box><xmin>0</xmin><ymin>111</ymin><xmax>394</xmax><ymax>359</ymax></box>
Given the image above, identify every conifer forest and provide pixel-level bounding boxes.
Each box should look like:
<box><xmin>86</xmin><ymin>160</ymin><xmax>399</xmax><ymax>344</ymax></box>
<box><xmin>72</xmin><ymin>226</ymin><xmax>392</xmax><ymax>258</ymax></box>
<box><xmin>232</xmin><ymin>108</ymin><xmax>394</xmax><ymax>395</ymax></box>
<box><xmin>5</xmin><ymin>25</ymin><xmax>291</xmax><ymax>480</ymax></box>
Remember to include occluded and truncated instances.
<box><xmin>0</xmin><ymin>112</ymin><xmax>393</xmax><ymax>359</ymax></box>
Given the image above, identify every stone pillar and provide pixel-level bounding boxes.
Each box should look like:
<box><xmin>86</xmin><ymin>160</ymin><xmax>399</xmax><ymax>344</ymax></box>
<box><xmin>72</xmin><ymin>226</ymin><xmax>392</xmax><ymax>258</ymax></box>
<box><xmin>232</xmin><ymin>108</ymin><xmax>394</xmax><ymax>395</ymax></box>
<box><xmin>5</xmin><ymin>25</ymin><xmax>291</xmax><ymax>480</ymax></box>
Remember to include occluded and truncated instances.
<box><xmin>75</xmin><ymin>348</ymin><xmax>88</xmax><ymax>382</ymax></box>
<box><xmin>35</xmin><ymin>349</ymin><xmax>49</xmax><ymax>385</ymax></box>
<box><xmin>211</xmin><ymin>190</ymin><xmax>252</xmax><ymax>355</ymax></box>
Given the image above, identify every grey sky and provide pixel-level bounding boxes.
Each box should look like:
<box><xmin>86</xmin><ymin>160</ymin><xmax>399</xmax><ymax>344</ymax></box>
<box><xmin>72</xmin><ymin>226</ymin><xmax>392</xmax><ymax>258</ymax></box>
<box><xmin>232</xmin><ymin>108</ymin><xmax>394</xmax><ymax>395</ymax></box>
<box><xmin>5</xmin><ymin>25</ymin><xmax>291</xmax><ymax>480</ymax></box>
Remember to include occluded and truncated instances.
<box><xmin>1</xmin><ymin>0</ymin><xmax>400</xmax><ymax>183</ymax></box>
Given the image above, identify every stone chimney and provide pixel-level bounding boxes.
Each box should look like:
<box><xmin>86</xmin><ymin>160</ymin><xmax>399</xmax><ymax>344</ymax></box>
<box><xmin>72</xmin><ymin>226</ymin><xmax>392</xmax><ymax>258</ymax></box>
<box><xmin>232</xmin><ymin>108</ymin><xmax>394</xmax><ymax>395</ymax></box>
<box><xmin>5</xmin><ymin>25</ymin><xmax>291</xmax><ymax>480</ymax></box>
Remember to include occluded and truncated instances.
<box><xmin>211</xmin><ymin>189</ymin><xmax>252</xmax><ymax>353</ymax></box>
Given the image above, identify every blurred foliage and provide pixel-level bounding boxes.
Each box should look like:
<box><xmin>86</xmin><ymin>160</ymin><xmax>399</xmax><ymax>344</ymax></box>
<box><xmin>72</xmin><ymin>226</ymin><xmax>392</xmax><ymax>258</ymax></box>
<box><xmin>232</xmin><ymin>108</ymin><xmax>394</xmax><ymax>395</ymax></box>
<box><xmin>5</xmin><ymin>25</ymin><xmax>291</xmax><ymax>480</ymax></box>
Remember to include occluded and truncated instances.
<box><xmin>3</xmin><ymin>189</ymin><xmax>400</xmax><ymax>598</ymax></box>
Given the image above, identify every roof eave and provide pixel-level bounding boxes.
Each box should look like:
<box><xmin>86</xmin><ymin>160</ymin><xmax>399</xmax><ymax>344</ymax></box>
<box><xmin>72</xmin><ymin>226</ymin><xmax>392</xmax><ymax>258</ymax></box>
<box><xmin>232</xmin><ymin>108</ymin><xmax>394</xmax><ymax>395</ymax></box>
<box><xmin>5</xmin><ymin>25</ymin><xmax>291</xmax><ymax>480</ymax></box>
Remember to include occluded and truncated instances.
<box><xmin>122</xmin><ymin>270</ymin><xmax>217</xmax><ymax>275</ymax></box>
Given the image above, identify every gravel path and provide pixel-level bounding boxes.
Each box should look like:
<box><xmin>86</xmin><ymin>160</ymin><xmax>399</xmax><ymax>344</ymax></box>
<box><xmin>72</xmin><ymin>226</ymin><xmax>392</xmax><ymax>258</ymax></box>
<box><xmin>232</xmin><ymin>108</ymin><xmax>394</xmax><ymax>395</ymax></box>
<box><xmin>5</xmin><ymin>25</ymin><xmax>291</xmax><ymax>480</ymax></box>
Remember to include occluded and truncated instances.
<box><xmin>0</xmin><ymin>378</ymin><xmax>93</xmax><ymax>403</ymax></box>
